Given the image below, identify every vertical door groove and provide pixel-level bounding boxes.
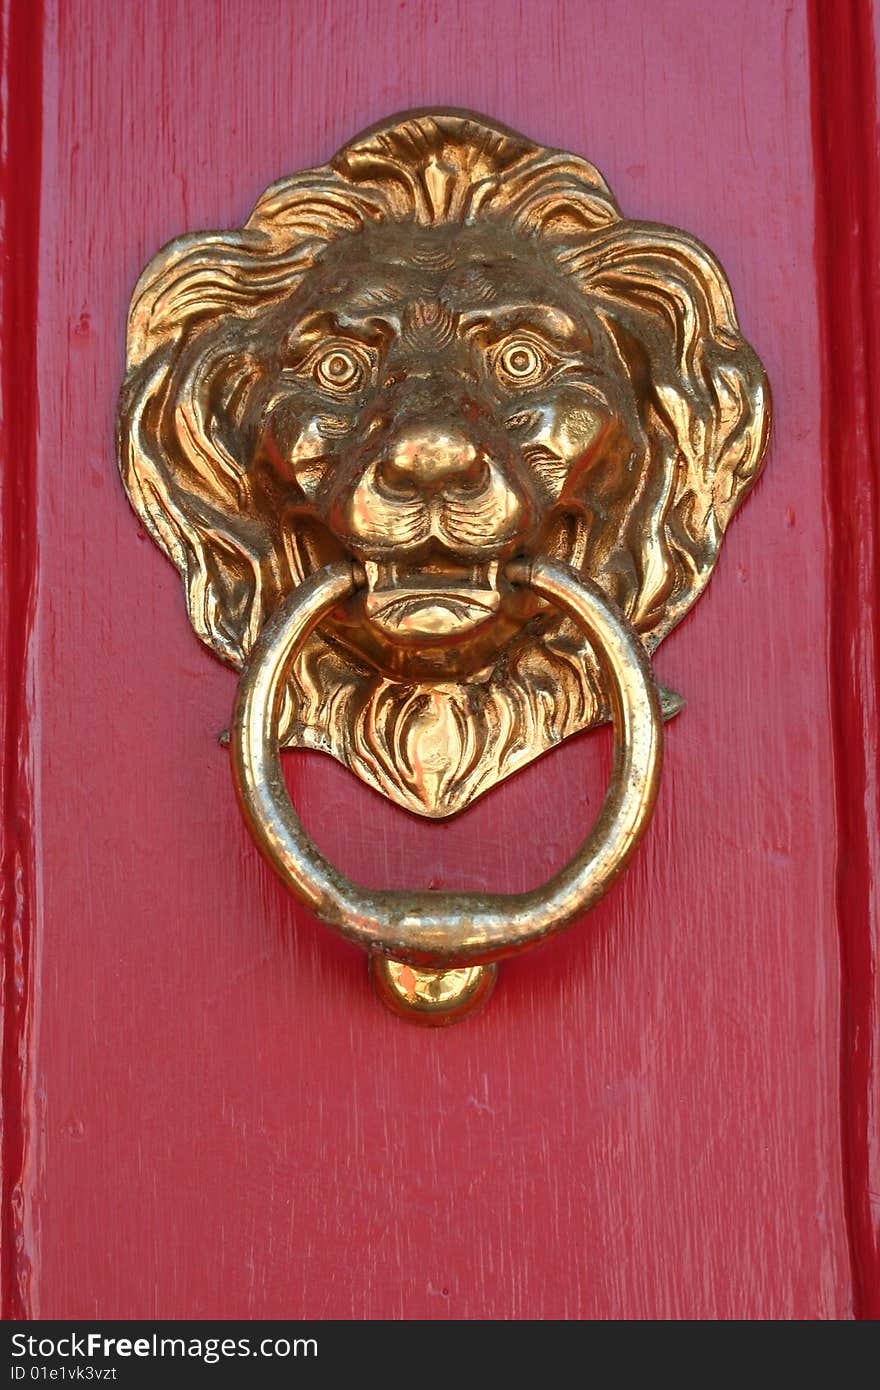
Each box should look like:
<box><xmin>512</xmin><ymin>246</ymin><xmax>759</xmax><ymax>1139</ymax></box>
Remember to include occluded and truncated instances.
<box><xmin>810</xmin><ymin>0</ymin><xmax>880</xmax><ymax>1322</ymax></box>
<box><xmin>0</xmin><ymin>0</ymin><xmax>44</xmax><ymax>1323</ymax></box>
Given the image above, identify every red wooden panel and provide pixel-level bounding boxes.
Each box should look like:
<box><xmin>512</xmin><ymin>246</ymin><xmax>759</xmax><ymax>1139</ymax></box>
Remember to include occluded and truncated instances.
<box><xmin>3</xmin><ymin>0</ymin><xmax>876</xmax><ymax>1319</ymax></box>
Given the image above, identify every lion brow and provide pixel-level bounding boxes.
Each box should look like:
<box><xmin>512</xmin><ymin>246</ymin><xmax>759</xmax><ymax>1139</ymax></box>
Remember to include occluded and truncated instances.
<box><xmin>457</xmin><ymin>302</ymin><xmax>581</xmax><ymax>340</ymax></box>
<box><xmin>286</xmin><ymin>306</ymin><xmax>388</xmax><ymax>340</ymax></box>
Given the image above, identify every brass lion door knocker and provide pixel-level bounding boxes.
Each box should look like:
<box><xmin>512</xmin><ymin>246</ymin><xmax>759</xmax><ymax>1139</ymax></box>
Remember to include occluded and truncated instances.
<box><xmin>117</xmin><ymin>110</ymin><xmax>770</xmax><ymax>1024</ymax></box>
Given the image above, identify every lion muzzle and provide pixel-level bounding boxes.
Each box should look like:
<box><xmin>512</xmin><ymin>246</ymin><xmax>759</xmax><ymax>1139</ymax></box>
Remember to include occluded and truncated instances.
<box><xmin>326</xmin><ymin>411</ymin><xmax>535</xmax><ymax>643</ymax></box>
<box><xmin>334</xmin><ymin>430</ymin><xmax>531</xmax><ymax>557</ymax></box>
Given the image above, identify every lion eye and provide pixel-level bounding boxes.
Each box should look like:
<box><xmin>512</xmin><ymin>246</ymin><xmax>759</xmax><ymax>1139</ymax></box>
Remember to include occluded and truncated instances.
<box><xmin>493</xmin><ymin>337</ymin><xmax>552</xmax><ymax>388</ymax></box>
<box><xmin>310</xmin><ymin>345</ymin><xmax>370</xmax><ymax>395</ymax></box>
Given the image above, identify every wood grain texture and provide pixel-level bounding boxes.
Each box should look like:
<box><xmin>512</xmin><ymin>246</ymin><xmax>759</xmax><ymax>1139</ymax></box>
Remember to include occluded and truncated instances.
<box><xmin>1</xmin><ymin>0</ymin><xmax>866</xmax><ymax>1318</ymax></box>
<box><xmin>810</xmin><ymin>0</ymin><xmax>880</xmax><ymax>1321</ymax></box>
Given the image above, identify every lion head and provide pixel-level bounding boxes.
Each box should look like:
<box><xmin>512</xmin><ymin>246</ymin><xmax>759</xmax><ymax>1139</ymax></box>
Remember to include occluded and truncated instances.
<box><xmin>118</xmin><ymin>110</ymin><xmax>769</xmax><ymax>817</ymax></box>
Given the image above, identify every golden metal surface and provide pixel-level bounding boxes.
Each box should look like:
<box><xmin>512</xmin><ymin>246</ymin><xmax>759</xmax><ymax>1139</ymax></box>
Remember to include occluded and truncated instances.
<box><xmin>118</xmin><ymin>109</ymin><xmax>769</xmax><ymax>820</ymax></box>
<box><xmin>230</xmin><ymin>557</ymin><xmax>662</xmax><ymax>966</ymax></box>
<box><xmin>117</xmin><ymin>110</ymin><xmax>769</xmax><ymax>1018</ymax></box>
<box><xmin>369</xmin><ymin>958</ymin><xmax>497</xmax><ymax>1026</ymax></box>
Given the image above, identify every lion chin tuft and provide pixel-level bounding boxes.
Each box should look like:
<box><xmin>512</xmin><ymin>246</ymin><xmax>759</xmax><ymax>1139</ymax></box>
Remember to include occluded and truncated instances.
<box><xmin>276</xmin><ymin>617</ymin><xmax>602</xmax><ymax>817</ymax></box>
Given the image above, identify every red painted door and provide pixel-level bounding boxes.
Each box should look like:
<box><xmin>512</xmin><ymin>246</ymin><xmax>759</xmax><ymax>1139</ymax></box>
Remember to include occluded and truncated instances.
<box><xmin>2</xmin><ymin>0</ymin><xmax>878</xmax><ymax>1320</ymax></box>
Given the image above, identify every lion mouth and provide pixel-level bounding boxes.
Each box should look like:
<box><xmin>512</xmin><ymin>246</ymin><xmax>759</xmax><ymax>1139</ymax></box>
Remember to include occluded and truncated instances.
<box><xmin>362</xmin><ymin>558</ymin><xmax>502</xmax><ymax>640</ymax></box>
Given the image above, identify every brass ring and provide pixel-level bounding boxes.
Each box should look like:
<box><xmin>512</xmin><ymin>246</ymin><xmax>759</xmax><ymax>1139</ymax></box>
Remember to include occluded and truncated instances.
<box><xmin>231</xmin><ymin>557</ymin><xmax>663</xmax><ymax>972</ymax></box>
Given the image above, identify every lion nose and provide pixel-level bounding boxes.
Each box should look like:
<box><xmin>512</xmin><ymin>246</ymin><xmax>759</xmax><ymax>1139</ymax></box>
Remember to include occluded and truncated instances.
<box><xmin>380</xmin><ymin>425</ymin><xmax>482</xmax><ymax>490</ymax></box>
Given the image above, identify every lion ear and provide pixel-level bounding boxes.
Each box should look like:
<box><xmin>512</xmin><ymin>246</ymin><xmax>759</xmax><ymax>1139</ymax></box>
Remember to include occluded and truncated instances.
<box><xmin>118</xmin><ymin>234</ymin><xmax>290</xmax><ymax>668</ymax></box>
<box><xmin>580</xmin><ymin>224</ymin><xmax>770</xmax><ymax>640</ymax></box>
<box><xmin>119</xmin><ymin>350</ymin><xmax>269</xmax><ymax>667</ymax></box>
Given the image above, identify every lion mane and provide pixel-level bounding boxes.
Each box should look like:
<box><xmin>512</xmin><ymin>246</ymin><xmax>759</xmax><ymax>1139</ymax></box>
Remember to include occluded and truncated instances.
<box><xmin>118</xmin><ymin>110</ymin><xmax>769</xmax><ymax>817</ymax></box>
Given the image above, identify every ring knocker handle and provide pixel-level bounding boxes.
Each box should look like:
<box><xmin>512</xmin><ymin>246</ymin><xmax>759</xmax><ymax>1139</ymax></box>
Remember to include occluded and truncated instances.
<box><xmin>231</xmin><ymin>556</ymin><xmax>663</xmax><ymax>1023</ymax></box>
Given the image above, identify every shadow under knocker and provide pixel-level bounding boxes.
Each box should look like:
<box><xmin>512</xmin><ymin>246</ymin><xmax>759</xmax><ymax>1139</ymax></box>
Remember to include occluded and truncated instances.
<box><xmin>117</xmin><ymin>109</ymin><xmax>770</xmax><ymax>1022</ymax></box>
